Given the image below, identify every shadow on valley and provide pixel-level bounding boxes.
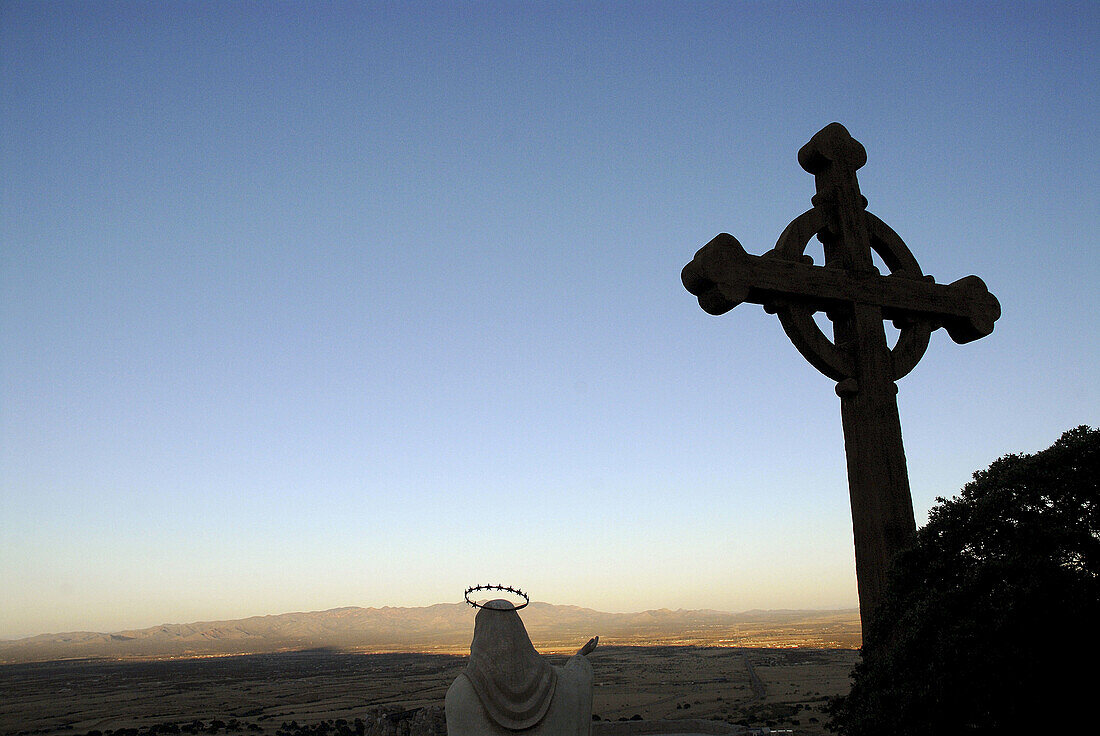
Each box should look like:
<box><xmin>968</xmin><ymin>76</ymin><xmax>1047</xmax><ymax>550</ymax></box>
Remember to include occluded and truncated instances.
<box><xmin>0</xmin><ymin>647</ymin><xmax>856</xmax><ymax>736</ymax></box>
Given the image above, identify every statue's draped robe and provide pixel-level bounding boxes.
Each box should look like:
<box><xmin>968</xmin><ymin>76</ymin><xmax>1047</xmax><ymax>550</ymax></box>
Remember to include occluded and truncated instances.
<box><xmin>445</xmin><ymin>601</ymin><xmax>594</xmax><ymax>735</ymax></box>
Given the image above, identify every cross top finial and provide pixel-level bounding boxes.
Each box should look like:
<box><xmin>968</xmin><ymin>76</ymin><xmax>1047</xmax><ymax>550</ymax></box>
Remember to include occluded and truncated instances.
<box><xmin>797</xmin><ymin>122</ymin><xmax>867</xmax><ymax>175</ymax></box>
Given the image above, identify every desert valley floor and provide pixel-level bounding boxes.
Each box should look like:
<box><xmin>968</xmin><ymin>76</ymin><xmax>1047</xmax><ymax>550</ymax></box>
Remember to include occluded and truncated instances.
<box><xmin>0</xmin><ymin>647</ymin><xmax>858</xmax><ymax>736</ymax></box>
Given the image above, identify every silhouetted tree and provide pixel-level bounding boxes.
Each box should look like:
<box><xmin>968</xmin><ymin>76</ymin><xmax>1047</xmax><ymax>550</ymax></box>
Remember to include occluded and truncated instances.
<box><xmin>829</xmin><ymin>426</ymin><xmax>1099</xmax><ymax>734</ymax></box>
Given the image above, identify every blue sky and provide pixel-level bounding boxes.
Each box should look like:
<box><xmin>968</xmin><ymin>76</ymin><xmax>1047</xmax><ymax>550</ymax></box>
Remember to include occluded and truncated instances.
<box><xmin>1</xmin><ymin>1</ymin><xmax>1097</xmax><ymax>639</ymax></box>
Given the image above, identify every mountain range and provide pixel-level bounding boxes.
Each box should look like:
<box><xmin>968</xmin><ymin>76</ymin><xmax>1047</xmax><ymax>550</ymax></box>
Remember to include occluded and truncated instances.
<box><xmin>0</xmin><ymin>604</ymin><xmax>862</xmax><ymax>663</ymax></box>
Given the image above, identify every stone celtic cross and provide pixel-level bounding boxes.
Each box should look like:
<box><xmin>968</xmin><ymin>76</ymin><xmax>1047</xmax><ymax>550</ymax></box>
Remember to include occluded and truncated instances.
<box><xmin>682</xmin><ymin>123</ymin><xmax>1000</xmax><ymax>642</ymax></box>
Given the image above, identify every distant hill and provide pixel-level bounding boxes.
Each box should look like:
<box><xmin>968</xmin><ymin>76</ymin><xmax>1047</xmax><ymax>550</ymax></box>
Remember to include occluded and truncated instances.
<box><xmin>0</xmin><ymin>604</ymin><xmax>861</xmax><ymax>663</ymax></box>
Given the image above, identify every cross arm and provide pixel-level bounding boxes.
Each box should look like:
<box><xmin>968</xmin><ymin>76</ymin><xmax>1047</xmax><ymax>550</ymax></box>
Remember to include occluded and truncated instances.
<box><xmin>682</xmin><ymin>233</ymin><xmax>1001</xmax><ymax>344</ymax></box>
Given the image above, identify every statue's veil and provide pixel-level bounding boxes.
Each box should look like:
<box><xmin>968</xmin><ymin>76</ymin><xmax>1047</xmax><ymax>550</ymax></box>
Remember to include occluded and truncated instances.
<box><xmin>462</xmin><ymin>599</ymin><xmax>557</xmax><ymax>730</ymax></box>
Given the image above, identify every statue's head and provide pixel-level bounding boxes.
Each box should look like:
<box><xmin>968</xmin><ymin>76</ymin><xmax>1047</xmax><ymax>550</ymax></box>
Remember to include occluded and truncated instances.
<box><xmin>470</xmin><ymin>599</ymin><xmax>536</xmax><ymax>661</ymax></box>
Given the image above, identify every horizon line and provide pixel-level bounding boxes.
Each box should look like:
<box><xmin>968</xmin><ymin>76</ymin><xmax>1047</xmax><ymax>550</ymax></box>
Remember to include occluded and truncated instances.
<box><xmin>1</xmin><ymin>601</ymin><xmax>862</xmax><ymax>642</ymax></box>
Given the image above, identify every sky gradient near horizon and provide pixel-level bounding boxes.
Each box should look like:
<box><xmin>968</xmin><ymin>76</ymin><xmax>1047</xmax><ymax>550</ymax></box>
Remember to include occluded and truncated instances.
<box><xmin>2</xmin><ymin>1</ymin><xmax>1097</xmax><ymax>639</ymax></box>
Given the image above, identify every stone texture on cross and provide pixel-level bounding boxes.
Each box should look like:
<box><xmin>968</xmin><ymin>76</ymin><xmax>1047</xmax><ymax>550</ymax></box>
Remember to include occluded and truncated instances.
<box><xmin>682</xmin><ymin>123</ymin><xmax>1000</xmax><ymax>644</ymax></box>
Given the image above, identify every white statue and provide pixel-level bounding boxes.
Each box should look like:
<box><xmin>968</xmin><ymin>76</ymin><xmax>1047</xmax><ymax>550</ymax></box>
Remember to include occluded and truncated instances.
<box><xmin>445</xmin><ymin>598</ymin><xmax>598</xmax><ymax>735</ymax></box>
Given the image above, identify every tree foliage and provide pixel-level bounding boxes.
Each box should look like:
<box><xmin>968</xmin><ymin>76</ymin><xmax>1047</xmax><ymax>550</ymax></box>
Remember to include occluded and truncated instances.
<box><xmin>829</xmin><ymin>426</ymin><xmax>1099</xmax><ymax>734</ymax></box>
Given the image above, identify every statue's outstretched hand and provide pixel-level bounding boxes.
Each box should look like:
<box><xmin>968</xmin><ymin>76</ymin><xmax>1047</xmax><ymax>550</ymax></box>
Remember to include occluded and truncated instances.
<box><xmin>578</xmin><ymin>636</ymin><xmax>598</xmax><ymax>656</ymax></box>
